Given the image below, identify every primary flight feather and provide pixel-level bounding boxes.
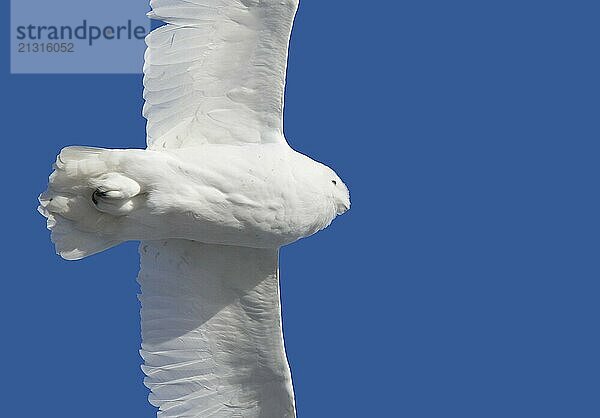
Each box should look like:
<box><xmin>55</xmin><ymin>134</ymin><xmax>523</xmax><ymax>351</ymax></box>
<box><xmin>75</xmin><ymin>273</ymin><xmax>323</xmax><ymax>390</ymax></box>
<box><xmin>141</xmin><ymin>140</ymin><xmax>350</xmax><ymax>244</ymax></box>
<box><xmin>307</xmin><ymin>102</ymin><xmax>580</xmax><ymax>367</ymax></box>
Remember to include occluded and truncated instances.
<box><xmin>38</xmin><ymin>0</ymin><xmax>350</xmax><ymax>417</ymax></box>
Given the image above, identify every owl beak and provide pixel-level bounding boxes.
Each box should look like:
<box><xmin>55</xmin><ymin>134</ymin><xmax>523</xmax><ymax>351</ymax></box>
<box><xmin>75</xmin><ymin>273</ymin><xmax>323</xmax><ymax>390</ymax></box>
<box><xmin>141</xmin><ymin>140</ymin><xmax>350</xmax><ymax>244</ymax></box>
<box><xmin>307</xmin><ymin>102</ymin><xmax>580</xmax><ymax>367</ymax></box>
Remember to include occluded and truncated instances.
<box><xmin>337</xmin><ymin>200</ymin><xmax>350</xmax><ymax>215</ymax></box>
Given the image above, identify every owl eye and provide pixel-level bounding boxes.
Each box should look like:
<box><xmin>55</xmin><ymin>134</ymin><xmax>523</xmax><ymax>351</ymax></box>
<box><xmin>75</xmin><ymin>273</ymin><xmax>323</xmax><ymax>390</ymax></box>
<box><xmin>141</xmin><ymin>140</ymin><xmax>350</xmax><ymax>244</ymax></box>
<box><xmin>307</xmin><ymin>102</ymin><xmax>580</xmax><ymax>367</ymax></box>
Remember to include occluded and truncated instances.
<box><xmin>331</xmin><ymin>180</ymin><xmax>337</xmax><ymax>186</ymax></box>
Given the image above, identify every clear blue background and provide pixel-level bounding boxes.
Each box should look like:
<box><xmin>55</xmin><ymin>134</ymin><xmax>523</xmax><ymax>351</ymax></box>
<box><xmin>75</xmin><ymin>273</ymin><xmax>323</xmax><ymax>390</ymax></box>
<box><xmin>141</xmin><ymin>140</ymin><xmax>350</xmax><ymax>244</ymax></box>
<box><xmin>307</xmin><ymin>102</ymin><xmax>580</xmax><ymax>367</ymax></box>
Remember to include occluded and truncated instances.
<box><xmin>2</xmin><ymin>1</ymin><xmax>598</xmax><ymax>417</ymax></box>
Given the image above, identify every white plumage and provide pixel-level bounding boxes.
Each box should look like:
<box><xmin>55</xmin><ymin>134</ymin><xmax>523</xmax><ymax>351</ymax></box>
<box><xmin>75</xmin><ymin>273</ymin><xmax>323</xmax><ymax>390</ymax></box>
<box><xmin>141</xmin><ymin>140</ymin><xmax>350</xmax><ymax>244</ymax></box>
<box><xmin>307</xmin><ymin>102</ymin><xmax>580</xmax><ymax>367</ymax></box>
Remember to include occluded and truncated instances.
<box><xmin>144</xmin><ymin>0</ymin><xmax>298</xmax><ymax>148</ymax></box>
<box><xmin>39</xmin><ymin>0</ymin><xmax>350</xmax><ymax>416</ymax></box>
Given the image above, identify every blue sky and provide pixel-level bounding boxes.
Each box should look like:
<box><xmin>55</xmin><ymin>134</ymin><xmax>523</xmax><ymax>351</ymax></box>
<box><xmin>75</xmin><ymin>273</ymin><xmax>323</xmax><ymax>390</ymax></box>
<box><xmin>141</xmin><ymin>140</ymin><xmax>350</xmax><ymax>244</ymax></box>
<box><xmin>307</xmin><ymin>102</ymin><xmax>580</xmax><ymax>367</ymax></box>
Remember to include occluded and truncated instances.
<box><xmin>2</xmin><ymin>1</ymin><xmax>599</xmax><ymax>417</ymax></box>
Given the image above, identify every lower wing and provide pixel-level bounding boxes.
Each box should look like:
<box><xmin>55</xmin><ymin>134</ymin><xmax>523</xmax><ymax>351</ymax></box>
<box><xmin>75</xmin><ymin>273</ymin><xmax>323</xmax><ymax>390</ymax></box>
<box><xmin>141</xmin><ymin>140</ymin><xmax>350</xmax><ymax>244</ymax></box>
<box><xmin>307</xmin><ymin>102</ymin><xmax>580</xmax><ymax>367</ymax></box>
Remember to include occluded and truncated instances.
<box><xmin>138</xmin><ymin>239</ymin><xmax>296</xmax><ymax>417</ymax></box>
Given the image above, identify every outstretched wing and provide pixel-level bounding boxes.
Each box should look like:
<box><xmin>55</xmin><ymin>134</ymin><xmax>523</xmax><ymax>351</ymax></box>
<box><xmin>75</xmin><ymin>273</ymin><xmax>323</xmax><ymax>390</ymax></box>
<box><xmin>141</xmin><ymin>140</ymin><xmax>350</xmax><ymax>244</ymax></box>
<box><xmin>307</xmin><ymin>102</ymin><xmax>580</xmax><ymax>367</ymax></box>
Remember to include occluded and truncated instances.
<box><xmin>143</xmin><ymin>0</ymin><xmax>299</xmax><ymax>149</ymax></box>
<box><xmin>141</xmin><ymin>2</ymin><xmax>299</xmax><ymax>415</ymax></box>
<box><xmin>138</xmin><ymin>240</ymin><xmax>295</xmax><ymax>417</ymax></box>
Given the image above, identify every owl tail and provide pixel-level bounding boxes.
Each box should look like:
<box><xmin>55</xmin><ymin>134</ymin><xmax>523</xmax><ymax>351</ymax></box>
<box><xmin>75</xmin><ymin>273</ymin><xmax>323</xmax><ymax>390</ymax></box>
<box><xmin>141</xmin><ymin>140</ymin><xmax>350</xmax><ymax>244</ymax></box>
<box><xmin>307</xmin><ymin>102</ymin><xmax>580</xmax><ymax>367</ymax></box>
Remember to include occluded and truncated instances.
<box><xmin>38</xmin><ymin>146</ymin><xmax>143</xmax><ymax>260</ymax></box>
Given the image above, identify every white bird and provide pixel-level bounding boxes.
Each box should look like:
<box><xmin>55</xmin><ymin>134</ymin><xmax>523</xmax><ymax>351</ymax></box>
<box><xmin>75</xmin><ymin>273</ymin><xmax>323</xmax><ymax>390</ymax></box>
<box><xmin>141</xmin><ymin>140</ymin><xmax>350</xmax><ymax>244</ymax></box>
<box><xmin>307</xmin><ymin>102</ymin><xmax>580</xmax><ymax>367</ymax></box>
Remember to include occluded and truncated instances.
<box><xmin>38</xmin><ymin>0</ymin><xmax>350</xmax><ymax>417</ymax></box>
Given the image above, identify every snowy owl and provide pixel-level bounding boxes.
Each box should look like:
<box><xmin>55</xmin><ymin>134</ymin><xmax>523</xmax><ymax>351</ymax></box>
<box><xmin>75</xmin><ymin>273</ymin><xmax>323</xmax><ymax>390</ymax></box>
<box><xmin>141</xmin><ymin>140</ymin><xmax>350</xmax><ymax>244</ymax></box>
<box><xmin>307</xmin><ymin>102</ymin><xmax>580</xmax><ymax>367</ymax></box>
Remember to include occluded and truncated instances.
<box><xmin>38</xmin><ymin>0</ymin><xmax>349</xmax><ymax>417</ymax></box>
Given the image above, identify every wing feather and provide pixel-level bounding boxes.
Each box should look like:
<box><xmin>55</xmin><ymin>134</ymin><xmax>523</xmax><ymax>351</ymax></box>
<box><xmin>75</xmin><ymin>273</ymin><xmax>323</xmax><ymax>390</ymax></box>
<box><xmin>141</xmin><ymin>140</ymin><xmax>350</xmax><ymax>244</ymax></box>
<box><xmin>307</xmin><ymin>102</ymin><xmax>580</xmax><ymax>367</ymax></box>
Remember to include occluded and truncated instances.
<box><xmin>144</xmin><ymin>0</ymin><xmax>299</xmax><ymax>149</ymax></box>
<box><xmin>138</xmin><ymin>240</ymin><xmax>295</xmax><ymax>417</ymax></box>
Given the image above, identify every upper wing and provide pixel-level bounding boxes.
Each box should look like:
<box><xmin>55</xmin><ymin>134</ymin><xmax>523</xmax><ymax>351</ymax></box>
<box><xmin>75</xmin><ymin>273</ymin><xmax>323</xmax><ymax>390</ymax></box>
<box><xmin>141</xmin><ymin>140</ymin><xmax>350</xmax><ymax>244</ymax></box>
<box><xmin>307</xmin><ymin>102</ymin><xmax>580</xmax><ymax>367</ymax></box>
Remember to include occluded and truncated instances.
<box><xmin>143</xmin><ymin>0</ymin><xmax>299</xmax><ymax>149</ymax></box>
<box><xmin>138</xmin><ymin>240</ymin><xmax>295</xmax><ymax>417</ymax></box>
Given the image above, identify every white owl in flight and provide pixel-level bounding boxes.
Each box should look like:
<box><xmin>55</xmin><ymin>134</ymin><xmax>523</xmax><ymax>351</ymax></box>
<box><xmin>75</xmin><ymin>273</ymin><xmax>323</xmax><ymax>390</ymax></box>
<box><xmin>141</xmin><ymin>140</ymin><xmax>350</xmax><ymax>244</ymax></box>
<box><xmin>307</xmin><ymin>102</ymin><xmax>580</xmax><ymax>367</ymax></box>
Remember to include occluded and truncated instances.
<box><xmin>39</xmin><ymin>0</ymin><xmax>350</xmax><ymax>416</ymax></box>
